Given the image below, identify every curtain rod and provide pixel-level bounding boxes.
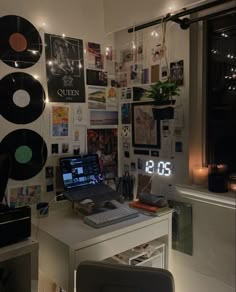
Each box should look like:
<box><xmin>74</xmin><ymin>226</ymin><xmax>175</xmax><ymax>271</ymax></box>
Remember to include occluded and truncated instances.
<box><xmin>128</xmin><ymin>0</ymin><xmax>234</xmax><ymax>32</ymax></box>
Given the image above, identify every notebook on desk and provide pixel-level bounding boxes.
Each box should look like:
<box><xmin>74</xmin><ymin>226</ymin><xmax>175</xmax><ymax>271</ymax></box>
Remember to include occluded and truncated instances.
<box><xmin>59</xmin><ymin>154</ymin><xmax>119</xmax><ymax>203</ymax></box>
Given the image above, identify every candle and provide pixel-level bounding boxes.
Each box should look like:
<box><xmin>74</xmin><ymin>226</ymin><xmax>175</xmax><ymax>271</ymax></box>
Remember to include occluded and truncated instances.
<box><xmin>229</xmin><ymin>174</ymin><xmax>236</xmax><ymax>192</ymax></box>
<box><xmin>192</xmin><ymin>166</ymin><xmax>208</xmax><ymax>186</ymax></box>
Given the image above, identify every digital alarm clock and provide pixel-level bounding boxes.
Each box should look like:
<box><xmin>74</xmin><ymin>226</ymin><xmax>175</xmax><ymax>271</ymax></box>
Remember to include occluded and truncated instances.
<box><xmin>145</xmin><ymin>160</ymin><xmax>172</xmax><ymax>176</ymax></box>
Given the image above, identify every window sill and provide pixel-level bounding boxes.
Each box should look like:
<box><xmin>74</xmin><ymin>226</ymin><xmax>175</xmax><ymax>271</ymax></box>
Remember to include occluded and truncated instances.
<box><xmin>176</xmin><ymin>184</ymin><xmax>236</xmax><ymax>210</ymax></box>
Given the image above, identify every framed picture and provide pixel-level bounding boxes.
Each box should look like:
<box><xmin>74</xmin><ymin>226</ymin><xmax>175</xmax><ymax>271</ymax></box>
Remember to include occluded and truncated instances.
<box><xmin>132</xmin><ymin>102</ymin><xmax>161</xmax><ymax>149</ymax></box>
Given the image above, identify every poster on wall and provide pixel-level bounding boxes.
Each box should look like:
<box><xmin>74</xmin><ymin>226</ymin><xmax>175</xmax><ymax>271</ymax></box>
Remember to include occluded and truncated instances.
<box><xmin>86</xmin><ymin>69</ymin><xmax>108</xmax><ymax>86</ymax></box>
<box><xmin>90</xmin><ymin>110</ymin><xmax>118</xmax><ymax>125</ymax></box>
<box><xmin>87</xmin><ymin>129</ymin><xmax>118</xmax><ymax>179</ymax></box>
<box><xmin>87</xmin><ymin>42</ymin><xmax>104</xmax><ymax>69</ymax></box>
<box><xmin>9</xmin><ymin>185</ymin><xmax>41</xmax><ymax>208</ymax></box>
<box><xmin>88</xmin><ymin>86</ymin><xmax>106</xmax><ymax>109</ymax></box>
<box><xmin>132</xmin><ymin>102</ymin><xmax>160</xmax><ymax>148</ymax></box>
<box><xmin>106</xmin><ymin>87</ymin><xmax>118</xmax><ymax>110</ymax></box>
<box><xmin>170</xmin><ymin>60</ymin><xmax>184</xmax><ymax>86</ymax></box>
<box><xmin>45</xmin><ymin>33</ymin><xmax>85</xmax><ymax>102</ymax></box>
<box><xmin>51</xmin><ymin>106</ymin><xmax>69</xmax><ymax>137</ymax></box>
<box><xmin>73</xmin><ymin>103</ymin><xmax>88</xmax><ymax>125</ymax></box>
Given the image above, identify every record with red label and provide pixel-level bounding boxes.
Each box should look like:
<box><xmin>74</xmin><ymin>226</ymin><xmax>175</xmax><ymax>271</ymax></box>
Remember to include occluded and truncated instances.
<box><xmin>0</xmin><ymin>15</ymin><xmax>42</xmax><ymax>68</ymax></box>
<box><xmin>0</xmin><ymin>129</ymin><xmax>48</xmax><ymax>180</ymax></box>
<box><xmin>0</xmin><ymin>72</ymin><xmax>45</xmax><ymax>124</ymax></box>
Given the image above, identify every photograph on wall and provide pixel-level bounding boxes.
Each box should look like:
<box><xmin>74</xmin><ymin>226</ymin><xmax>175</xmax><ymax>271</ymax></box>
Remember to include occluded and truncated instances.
<box><xmin>87</xmin><ymin>42</ymin><xmax>104</xmax><ymax>69</ymax></box>
<box><xmin>72</xmin><ymin>126</ymin><xmax>80</xmax><ymax>142</ymax></box>
<box><xmin>87</xmin><ymin>128</ymin><xmax>118</xmax><ymax>179</ymax></box>
<box><xmin>51</xmin><ymin>106</ymin><xmax>69</xmax><ymax>137</ymax></box>
<box><xmin>90</xmin><ymin>110</ymin><xmax>118</xmax><ymax>125</ymax></box>
<box><xmin>61</xmin><ymin>142</ymin><xmax>69</xmax><ymax>154</ymax></box>
<box><xmin>86</xmin><ymin>69</ymin><xmax>108</xmax><ymax>86</ymax></box>
<box><xmin>119</xmin><ymin>72</ymin><xmax>128</xmax><ymax>87</ymax></box>
<box><xmin>141</xmin><ymin>68</ymin><xmax>149</xmax><ymax>84</ymax></box>
<box><xmin>151</xmin><ymin>64</ymin><xmax>160</xmax><ymax>83</ymax></box>
<box><xmin>51</xmin><ymin>143</ymin><xmax>59</xmax><ymax>155</ymax></box>
<box><xmin>121</xmin><ymin>87</ymin><xmax>132</xmax><ymax>100</ymax></box>
<box><xmin>151</xmin><ymin>44</ymin><xmax>164</xmax><ymax>63</ymax></box>
<box><xmin>131</xmin><ymin>162</ymin><xmax>136</xmax><ymax>172</ymax></box>
<box><xmin>9</xmin><ymin>185</ymin><xmax>41</xmax><ymax>208</ymax></box>
<box><xmin>88</xmin><ymin>86</ymin><xmax>106</xmax><ymax>109</ymax></box>
<box><xmin>45</xmin><ymin>33</ymin><xmax>85</xmax><ymax>102</ymax></box>
<box><xmin>134</xmin><ymin>43</ymin><xmax>143</xmax><ymax>62</ymax></box>
<box><xmin>123</xmin><ymin>141</ymin><xmax>130</xmax><ymax>158</ymax></box>
<box><xmin>121</xmin><ymin>48</ymin><xmax>133</xmax><ymax>63</ymax></box>
<box><xmin>132</xmin><ymin>102</ymin><xmax>161</xmax><ymax>148</ymax></box>
<box><xmin>46</xmin><ymin>179</ymin><xmax>54</xmax><ymax>192</ymax></box>
<box><xmin>72</xmin><ymin>125</ymin><xmax>86</xmax><ymax>153</ymax></box>
<box><xmin>106</xmin><ymin>87</ymin><xmax>118</xmax><ymax>110</ymax></box>
<box><xmin>130</xmin><ymin>64</ymin><xmax>138</xmax><ymax>81</ymax></box>
<box><xmin>133</xmin><ymin>86</ymin><xmax>150</xmax><ymax>101</ymax></box>
<box><xmin>73</xmin><ymin>144</ymin><xmax>80</xmax><ymax>155</ymax></box>
<box><xmin>130</xmin><ymin>64</ymin><xmax>142</xmax><ymax>84</ymax></box>
<box><xmin>161</xmin><ymin>66</ymin><xmax>168</xmax><ymax>80</ymax></box>
<box><xmin>170</xmin><ymin>60</ymin><xmax>184</xmax><ymax>85</ymax></box>
<box><xmin>73</xmin><ymin>104</ymin><xmax>88</xmax><ymax>125</ymax></box>
<box><xmin>45</xmin><ymin>166</ymin><xmax>54</xmax><ymax>178</ymax></box>
<box><xmin>121</xmin><ymin>103</ymin><xmax>131</xmax><ymax>124</ymax></box>
<box><xmin>121</xmin><ymin>125</ymin><xmax>131</xmax><ymax>140</ymax></box>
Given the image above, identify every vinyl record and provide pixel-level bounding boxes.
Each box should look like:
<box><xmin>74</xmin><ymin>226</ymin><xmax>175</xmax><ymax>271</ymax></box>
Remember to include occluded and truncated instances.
<box><xmin>0</xmin><ymin>15</ymin><xmax>42</xmax><ymax>68</ymax></box>
<box><xmin>0</xmin><ymin>72</ymin><xmax>45</xmax><ymax>124</ymax></box>
<box><xmin>0</xmin><ymin>129</ymin><xmax>48</xmax><ymax>180</ymax></box>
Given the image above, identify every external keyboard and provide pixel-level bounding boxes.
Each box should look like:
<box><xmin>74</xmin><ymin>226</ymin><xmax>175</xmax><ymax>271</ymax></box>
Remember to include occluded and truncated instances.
<box><xmin>83</xmin><ymin>204</ymin><xmax>139</xmax><ymax>228</ymax></box>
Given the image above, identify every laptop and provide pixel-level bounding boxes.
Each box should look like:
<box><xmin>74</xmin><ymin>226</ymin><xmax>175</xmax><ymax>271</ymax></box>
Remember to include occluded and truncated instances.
<box><xmin>59</xmin><ymin>154</ymin><xmax>119</xmax><ymax>203</ymax></box>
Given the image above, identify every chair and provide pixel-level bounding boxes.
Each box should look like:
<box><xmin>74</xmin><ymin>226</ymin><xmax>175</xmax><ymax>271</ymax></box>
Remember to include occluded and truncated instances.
<box><xmin>77</xmin><ymin>260</ymin><xmax>175</xmax><ymax>292</ymax></box>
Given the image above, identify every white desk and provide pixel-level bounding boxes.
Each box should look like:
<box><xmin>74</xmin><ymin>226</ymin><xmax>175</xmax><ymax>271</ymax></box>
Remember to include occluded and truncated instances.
<box><xmin>32</xmin><ymin>202</ymin><xmax>172</xmax><ymax>292</ymax></box>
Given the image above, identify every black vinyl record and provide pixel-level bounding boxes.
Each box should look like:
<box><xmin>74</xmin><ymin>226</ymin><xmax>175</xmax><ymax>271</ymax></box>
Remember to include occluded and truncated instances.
<box><xmin>0</xmin><ymin>129</ymin><xmax>48</xmax><ymax>180</ymax></box>
<box><xmin>0</xmin><ymin>15</ymin><xmax>42</xmax><ymax>68</ymax></box>
<box><xmin>0</xmin><ymin>72</ymin><xmax>45</xmax><ymax>124</ymax></box>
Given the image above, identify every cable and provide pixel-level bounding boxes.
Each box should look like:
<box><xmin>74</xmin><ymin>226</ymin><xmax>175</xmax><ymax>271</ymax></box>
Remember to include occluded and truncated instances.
<box><xmin>141</xmin><ymin>173</ymin><xmax>155</xmax><ymax>193</ymax></box>
<box><xmin>35</xmin><ymin>193</ymin><xmax>64</xmax><ymax>240</ymax></box>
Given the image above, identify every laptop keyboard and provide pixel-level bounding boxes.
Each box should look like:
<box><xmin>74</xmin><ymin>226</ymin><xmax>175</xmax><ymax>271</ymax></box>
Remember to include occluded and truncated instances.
<box><xmin>64</xmin><ymin>184</ymin><xmax>118</xmax><ymax>202</ymax></box>
<box><xmin>83</xmin><ymin>204</ymin><xmax>139</xmax><ymax>228</ymax></box>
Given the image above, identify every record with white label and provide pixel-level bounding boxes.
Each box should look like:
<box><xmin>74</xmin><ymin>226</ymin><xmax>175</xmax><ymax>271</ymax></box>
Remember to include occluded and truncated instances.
<box><xmin>0</xmin><ymin>15</ymin><xmax>42</xmax><ymax>68</ymax></box>
<box><xmin>0</xmin><ymin>129</ymin><xmax>48</xmax><ymax>180</ymax></box>
<box><xmin>0</xmin><ymin>72</ymin><xmax>45</xmax><ymax>124</ymax></box>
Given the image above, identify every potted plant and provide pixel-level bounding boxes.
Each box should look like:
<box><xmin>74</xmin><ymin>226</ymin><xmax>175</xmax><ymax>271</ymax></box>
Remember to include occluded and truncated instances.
<box><xmin>145</xmin><ymin>80</ymin><xmax>180</xmax><ymax>119</ymax></box>
<box><xmin>146</xmin><ymin>80</ymin><xmax>180</xmax><ymax>104</ymax></box>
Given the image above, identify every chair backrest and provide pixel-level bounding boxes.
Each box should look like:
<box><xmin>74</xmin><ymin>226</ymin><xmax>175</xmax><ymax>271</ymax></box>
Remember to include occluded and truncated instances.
<box><xmin>77</xmin><ymin>260</ymin><xmax>175</xmax><ymax>292</ymax></box>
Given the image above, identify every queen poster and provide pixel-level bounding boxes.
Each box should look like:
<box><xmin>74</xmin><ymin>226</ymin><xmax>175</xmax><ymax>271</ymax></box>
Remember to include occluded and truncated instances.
<box><xmin>45</xmin><ymin>33</ymin><xmax>85</xmax><ymax>102</ymax></box>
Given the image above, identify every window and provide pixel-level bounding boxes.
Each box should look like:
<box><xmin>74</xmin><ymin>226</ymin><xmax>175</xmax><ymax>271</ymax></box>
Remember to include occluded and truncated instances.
<box><xmin>206</xmin><ymin>13</ymin><xmax>236</xmax><ymax>173</ymax></box>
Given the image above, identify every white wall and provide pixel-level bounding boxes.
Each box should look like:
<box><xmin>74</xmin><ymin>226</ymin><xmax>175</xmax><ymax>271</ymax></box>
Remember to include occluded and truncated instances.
<box><xmin>0</xmin><ymin>0</ymin><xmax>105</xmax><ymax>41</ymax></box>
<box><xmin>103</xmin><ymin>0</ymin><xmax>210</xmax><ymax>33</ymax></box>
<box><xmin>0</xmin><ymin>0</ymin><xmax>106</xmax><ymax>192</ymax></box>
<box><xmin>107</xmin><ymin>1</ymin><xmax>236</xmax><ymax>292</ymax></box>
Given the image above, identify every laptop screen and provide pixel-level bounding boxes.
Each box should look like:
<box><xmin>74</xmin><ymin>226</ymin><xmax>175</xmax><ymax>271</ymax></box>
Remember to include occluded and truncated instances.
<box><xmin>60</xmin><ymin>154</ymin><xmax>103</xmax><ymax>191</ymax></box>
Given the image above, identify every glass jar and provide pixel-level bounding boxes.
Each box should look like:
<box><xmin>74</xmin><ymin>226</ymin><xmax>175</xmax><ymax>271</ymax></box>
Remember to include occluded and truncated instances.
<box><xmin>208</xmin><ymin>164</ymin><xmax>228</xmax><ymax>193</ymax></box>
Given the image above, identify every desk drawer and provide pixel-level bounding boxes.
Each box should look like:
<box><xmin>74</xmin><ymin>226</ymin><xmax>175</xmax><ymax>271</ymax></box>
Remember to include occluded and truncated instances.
<box><xmin>75</xmin><ymin>219</ymin><xmax>168</xmax><ymax>265</ymax></box>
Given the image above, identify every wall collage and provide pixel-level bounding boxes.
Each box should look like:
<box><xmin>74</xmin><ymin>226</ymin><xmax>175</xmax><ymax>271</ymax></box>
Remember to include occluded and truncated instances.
<box><xmin>0</xmin><ymin>15</ymin><xmax>185</xmax><ymax>207</ymax></box>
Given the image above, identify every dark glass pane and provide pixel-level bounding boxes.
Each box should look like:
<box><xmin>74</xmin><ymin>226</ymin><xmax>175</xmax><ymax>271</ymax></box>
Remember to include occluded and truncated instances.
<box><xmin>206</xmin><ymin>13</ymin><xmax>236</xmax><ymax>173</ymax></box>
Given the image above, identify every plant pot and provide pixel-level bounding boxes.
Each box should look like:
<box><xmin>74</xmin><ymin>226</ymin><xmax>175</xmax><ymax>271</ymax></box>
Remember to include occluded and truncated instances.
<box><xmin>152</xmin><ymin>100</ymin><xmax>176</xmax><ymax>120</ymax></box>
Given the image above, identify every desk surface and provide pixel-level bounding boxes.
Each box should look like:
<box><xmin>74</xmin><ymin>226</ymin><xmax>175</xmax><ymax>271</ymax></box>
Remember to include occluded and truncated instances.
<box><xmin>32</xmin><ymin>201</ymin><xmax>173</xmax><ymax>292</ymax></box>
<box><xmin>32</xmin><ymin>201</ymin><xmax>173</xmax><ymax>250</ymax></box>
